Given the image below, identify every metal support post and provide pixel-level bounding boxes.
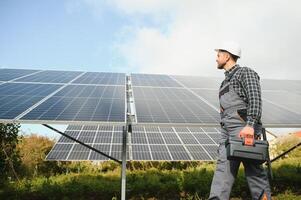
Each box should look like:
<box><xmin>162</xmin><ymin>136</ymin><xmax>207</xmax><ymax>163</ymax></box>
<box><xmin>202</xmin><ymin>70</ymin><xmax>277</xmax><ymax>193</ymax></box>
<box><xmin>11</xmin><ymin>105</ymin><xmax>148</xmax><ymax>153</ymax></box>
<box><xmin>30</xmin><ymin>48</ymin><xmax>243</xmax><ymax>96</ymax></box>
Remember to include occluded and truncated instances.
<box><xmin>121</xmin><ymin>125</ymin><xmax>127</xmax><ymax>200</ymax></box>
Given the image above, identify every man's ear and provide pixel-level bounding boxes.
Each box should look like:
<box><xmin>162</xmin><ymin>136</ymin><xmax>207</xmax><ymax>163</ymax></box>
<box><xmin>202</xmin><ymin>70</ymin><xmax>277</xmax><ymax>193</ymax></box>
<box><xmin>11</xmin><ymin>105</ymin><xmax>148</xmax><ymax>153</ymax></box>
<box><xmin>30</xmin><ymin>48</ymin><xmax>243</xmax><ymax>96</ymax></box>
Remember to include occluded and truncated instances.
<box><xmin>225</xmin><ymin>52</ymin><xmax>231</xmax><ymax>62</ymax></box>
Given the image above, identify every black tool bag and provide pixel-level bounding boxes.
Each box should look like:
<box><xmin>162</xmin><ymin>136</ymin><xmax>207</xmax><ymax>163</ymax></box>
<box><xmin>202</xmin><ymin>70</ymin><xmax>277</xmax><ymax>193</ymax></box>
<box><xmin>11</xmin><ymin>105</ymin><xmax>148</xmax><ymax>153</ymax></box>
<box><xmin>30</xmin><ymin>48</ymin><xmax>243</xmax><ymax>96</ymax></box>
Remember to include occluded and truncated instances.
<box><xmin>227</xmin><ymin>108</ymin><xmax>270</xmax><ymax>164</ymax></box>
<box><xmin>226</xmin><ymin>137</ymin><xmax>269</xmax><ymax>164</ymax></box>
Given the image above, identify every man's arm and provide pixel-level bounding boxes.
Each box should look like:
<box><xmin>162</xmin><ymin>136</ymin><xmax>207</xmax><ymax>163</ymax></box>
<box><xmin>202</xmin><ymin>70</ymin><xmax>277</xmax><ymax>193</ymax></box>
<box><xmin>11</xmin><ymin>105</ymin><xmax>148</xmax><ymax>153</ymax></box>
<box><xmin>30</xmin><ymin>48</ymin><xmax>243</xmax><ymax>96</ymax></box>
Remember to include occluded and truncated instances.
<box><xmin>238</xmin><ymin>67</ymin><xmax>262</xmax><ymax>144</ymax></box>
<box><xmin>241</xmin><ymin>67</ymin><xmax>262</xmax><ymax>127</ymax></box>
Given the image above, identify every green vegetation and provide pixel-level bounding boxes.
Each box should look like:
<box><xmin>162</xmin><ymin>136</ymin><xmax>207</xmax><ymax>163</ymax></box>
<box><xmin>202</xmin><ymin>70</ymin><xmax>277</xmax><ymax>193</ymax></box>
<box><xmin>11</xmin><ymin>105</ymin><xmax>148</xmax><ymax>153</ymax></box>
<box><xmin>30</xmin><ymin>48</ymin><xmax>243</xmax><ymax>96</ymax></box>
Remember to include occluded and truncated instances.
<box><xmin>0</xmin><ymin>123</ymin><xmax>22</xmax><ymax>184</ymax></box>
<box><xmin>0</xmin><ymin>159</ymin><xmax>300</xmax><ymax>199</ymax></box>
<box><xmin>0</xmin><ymin>124</ymin><xmax>300</xmax><ymax>199</ymax></box>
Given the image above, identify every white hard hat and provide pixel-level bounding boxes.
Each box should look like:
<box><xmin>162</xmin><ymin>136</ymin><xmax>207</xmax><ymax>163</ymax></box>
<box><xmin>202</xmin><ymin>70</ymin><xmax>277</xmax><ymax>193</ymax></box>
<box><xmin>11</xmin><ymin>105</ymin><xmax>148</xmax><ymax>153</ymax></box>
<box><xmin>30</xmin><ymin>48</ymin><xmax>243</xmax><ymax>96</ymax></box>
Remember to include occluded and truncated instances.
<box><xmin>215</xmin><ymin>41</ymin><xmax>241</xmax><ymax>58</ymax></box>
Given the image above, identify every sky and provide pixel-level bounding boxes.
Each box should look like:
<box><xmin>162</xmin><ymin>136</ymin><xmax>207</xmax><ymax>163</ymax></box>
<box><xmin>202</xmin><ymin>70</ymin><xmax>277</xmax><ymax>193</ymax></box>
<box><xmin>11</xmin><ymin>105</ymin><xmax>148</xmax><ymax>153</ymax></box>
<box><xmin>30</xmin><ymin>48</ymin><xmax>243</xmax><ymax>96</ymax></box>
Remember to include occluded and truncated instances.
<box><xmin>1</xmin><ymin>0</ymin><xmax>301</xmax><ymax>138</ymax></box>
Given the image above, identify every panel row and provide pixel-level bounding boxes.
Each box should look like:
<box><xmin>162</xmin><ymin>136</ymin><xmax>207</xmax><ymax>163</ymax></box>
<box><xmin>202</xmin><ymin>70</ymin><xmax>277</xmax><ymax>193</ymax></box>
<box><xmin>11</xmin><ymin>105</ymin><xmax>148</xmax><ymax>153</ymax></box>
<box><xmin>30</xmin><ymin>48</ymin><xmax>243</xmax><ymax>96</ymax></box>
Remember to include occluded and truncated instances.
<box><xmin>46</xmin><ymin>125</ymin><xmax>220</xmax><ymax>161</ymax></box>
<box><xmin>0</xmin><ymin>82</ymin><xmax>126</xmax><ymax>123</ymax></box>
<box><xmin>0</xmin><ymin>68</ymin><xmax>126</xmax><ymax>86</ymax></box>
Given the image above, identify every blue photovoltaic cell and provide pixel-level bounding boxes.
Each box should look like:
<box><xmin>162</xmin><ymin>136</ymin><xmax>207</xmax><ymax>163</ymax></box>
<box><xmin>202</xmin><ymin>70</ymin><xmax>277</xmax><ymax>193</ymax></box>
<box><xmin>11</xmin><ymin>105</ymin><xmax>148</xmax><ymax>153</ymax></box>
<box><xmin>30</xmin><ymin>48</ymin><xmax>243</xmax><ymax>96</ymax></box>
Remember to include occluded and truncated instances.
<box><xmin>131</xmin><ymin>73</ymin><xmax>183</xmax><ymax>87</ymax></box>
<box><xmin>0</xmin><ymin>83</ymin><xmax>62</xmax><ymax>119</ymax></box>
<box><xmin>0</xmin><ymin>68</ymin><xmax>39</xmax><ymax>81</ymax></box>
<box><xmin>72</xmin><ymin>72</ymin><xmax>125</xmax><ymax>85</ymax></box>
<box><xmin>16</xmin><ymin>70</ymin><xmax>82</xmax><ymax>83</ymax></box>
<box><xmin>21</xmin><ymin>85</ymin><xmax>125</xmax><ymax>122</ymax></box>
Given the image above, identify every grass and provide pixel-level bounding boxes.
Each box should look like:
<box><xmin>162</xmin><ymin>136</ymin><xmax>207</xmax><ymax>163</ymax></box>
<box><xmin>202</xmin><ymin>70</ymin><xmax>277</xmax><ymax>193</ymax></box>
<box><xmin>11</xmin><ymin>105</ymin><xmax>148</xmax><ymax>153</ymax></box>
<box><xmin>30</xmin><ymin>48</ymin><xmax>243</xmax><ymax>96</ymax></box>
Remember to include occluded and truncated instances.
<box><xmin>1</xmin><ymin>134</ymin><xmax>300</xmax><ymax>199</ymax></box>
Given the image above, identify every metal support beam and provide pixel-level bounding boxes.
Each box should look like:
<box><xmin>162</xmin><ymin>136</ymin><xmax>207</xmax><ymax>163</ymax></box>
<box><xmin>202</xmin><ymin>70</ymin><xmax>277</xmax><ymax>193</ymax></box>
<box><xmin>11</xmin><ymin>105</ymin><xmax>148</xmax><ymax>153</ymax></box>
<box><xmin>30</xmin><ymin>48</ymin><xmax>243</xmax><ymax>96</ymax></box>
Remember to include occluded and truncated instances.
<box><xmin>270</xmin><ymin>141</ymin><xmax>301</xmax><ymax>163</ymax></box>
<box><xmin>42</xmin><ymin>124</ymin><xmax>121</xmax><ymax>164</ymax></box>
<box><xmin>121</xmin><ymin>125</ymin><xmax>127</xmax><ymax>200</ymax></box>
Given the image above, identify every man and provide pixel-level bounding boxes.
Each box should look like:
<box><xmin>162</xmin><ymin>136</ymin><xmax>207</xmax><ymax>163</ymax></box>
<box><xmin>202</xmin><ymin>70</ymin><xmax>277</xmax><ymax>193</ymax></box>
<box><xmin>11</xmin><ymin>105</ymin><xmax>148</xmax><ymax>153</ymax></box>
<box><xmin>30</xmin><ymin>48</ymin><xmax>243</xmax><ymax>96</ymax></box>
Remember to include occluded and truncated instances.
<box><xmin>208</xmin><ymin>41</ymin><xmax>271</xmax><ymax>200</ymax></box>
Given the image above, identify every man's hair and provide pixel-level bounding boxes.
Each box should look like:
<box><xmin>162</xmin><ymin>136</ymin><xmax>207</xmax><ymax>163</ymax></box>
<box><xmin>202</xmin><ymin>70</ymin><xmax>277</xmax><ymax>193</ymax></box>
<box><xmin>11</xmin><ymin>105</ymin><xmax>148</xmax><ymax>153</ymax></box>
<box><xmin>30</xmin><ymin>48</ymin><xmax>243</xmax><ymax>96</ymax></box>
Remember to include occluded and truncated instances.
<box><xmin>220</xmin><ymin>50</ymin><xmax>239</xmax><ymax>62</ymax></box>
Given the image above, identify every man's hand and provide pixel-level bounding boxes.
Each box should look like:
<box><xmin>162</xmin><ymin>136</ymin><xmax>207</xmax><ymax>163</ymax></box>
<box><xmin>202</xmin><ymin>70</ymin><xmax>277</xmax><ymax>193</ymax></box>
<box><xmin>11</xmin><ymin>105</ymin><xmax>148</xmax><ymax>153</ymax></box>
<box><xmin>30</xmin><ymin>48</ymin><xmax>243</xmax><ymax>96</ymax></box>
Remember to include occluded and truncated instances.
<box><xmin>239</xmin><ymin>125</ymin><xmax>254</xmax><ymax>146</ymax></box>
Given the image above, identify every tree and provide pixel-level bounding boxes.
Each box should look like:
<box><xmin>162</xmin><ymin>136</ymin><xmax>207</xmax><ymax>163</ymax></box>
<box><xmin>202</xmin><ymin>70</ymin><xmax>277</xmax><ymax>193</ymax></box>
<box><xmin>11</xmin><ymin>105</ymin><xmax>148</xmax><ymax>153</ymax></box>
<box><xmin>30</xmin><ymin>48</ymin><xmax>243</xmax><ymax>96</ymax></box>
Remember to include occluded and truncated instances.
<box><xmin>0</xmin><ymin>123</ymin><xmax>21</xmax><ymax>183</ymax></box>
<box><xmin>17</xmin><ymin>133</ymin><xmax>65</xmax><ymax>177</ymax></box>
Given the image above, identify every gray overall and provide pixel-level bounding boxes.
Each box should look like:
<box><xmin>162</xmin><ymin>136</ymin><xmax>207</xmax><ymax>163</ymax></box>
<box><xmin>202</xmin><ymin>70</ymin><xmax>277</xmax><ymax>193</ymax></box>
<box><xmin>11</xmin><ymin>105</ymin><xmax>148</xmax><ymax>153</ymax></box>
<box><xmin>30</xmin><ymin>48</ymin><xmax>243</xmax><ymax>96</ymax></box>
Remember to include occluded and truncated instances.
<box><xmin>208</xmin><ymin>67</ymin><xmax>271</xmax><ymax>200</ymax></box>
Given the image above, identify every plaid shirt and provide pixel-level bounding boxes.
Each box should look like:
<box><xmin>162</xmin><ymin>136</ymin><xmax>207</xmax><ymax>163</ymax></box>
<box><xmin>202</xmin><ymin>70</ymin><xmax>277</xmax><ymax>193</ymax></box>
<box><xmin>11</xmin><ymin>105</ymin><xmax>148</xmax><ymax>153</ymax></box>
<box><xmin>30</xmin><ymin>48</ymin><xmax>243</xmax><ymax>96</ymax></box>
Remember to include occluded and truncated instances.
<box><xmin>222</xmin><ymin>64</ymin><xmax>262</xmax><ymax>127</ymax></box>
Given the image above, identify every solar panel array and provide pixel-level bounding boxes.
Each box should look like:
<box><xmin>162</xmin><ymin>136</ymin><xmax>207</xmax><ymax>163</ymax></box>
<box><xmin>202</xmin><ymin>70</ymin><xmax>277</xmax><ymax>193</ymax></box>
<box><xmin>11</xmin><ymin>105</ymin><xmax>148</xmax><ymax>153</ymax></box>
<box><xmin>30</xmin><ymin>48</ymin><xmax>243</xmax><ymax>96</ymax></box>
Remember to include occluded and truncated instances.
<box><xmin>0</xmin><ymin>68</ymin><xmax>126</xmax><ymax>124</ymax></box>
<box><xmin>1</xmin><ymin>68</ymin><xmax>300</xmax><ymax>126</ymax></box>
<box><xmin>1</xmin><ymin>68</ymin><xmax>301</xmax><ymax>162</ymax></box>
<box><xmin>47</xmin><ymin>125</ymin><xmax>219</xmax><ymax>161</ymax></box>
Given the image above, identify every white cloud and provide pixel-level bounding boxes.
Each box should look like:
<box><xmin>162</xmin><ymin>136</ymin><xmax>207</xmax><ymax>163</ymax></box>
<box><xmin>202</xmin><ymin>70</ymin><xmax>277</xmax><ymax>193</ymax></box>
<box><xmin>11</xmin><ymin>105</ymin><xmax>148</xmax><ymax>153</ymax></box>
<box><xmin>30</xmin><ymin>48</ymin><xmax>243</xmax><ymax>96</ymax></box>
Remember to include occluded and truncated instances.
<box><xmin>113</xmin><ymin>0</ymin><xmax>301</xmax><ymax>79</ymax></box>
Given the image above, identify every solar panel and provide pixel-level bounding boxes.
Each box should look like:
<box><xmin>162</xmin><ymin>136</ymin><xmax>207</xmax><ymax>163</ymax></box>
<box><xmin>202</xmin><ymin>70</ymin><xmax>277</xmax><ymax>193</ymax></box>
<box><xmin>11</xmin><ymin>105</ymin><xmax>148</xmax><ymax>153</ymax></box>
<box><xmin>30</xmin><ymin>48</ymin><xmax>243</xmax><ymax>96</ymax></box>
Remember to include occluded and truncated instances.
<box><xmin>0</xmin><ymin>69</ymin><xmax>126</xmax><ymax>124</ymax></box>
<box><xmin>171</xmin><ymin>75</ymin><xmax>222</xmax><ymax>89</ymax></box>
<box><xmin>133</xmin><ymin>86</ymin><xmax>219</xmax><ymax>124</ymax></box>
<box><xmin>131</xmin><ymin>74</ymin><xmax>182</xmax><ymax>87</ymax></box>
<box><xmin>261</xmin><ymin>79</ymin><xmax>301</xmax><ymax>92</ymax></box>
<box><xmin>15</xmin><ymin>70</ymin><xmax>83</xmax><ymax>83</ymax></box>
<box><xmin>263</xmin><ymin>91</ymin><xmax>301</xmax><ymax>115</ymax></box>
<box><xmin>46</xmin><ymin>125</ymin><xmax>128</xmax><ymax>161</ymax></box>
<box><xmin>21</xmin><ymin>85</ymin><xmax>125</xmax><ymax>122</ymax></box>
<box><xmin>0</xmin><ymin>68</ymin><xmax>40</xmax><ymax>81</ymax></box>
<box><xmin>0</xmin><ymin>83</ymin><xmax>62</xmax><ymax>119</ymax></box>
<box><xmin>191</xmin><ymin>89</ymin><xmax>219</xmax><ymax>110</ymax></box>
<box><xmin>47</xmin><ymin>124</ymin><xmax>220</xmax><ymax>161</ymax></box>
<box><xmin>261</xmin><ymin>100</ymin><xmax>301</xmax><ymax>125</ymax></box>
<box><xmin>72</xmin><ymin>72</ymin><xmax>125</xmax><ymax>85</ymax></box>
<box><xmin>134</xmin><ymin>125</ymin><xmax>219</xmax><ymax>161</ymax></box>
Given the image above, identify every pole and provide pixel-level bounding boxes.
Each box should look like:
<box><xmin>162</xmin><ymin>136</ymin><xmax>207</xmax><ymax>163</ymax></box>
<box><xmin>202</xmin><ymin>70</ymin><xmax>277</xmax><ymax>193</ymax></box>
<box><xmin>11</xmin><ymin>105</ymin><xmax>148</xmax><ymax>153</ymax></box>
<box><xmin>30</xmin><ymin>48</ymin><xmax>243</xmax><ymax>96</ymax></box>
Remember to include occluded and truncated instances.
<box><xmin>121</xmin><ymin>125</ymin><xmax>127</xmax><ymax>200</ymax></box>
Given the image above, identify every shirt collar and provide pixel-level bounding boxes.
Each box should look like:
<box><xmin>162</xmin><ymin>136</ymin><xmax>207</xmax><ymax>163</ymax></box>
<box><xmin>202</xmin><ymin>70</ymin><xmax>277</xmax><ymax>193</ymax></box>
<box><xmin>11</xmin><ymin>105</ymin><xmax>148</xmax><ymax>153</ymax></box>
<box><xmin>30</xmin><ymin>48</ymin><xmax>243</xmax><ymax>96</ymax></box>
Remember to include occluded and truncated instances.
<box><xmin>224</xmin><ymin>64</ymin><xmax>239</xmax><ymax>77</ymax></box>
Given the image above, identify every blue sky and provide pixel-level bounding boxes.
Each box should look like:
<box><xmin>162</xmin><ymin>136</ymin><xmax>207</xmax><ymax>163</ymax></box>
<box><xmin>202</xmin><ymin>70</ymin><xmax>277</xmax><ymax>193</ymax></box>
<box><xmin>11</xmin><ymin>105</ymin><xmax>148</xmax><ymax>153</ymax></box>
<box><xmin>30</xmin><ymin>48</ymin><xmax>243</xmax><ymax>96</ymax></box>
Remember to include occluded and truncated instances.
<box><xmin>0</xmin><ymin>0</ymin><xmax>170</xmax><ymax>138</ymax></box>
<box><xmin>1</xmin><ymin>0</ymin><xmax>300</xmax><ymax>138</ymax></box>
<box><xmin>1</xmin><ymin>0</ymin><xmax>132</xmax><ymax>73</ymax></box>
